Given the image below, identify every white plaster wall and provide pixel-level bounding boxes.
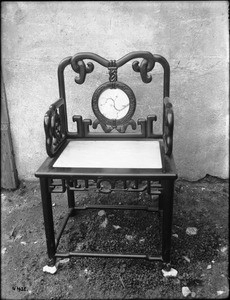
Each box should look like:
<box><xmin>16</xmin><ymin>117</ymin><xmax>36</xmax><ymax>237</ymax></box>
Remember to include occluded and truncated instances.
<box><xmin>1</xmin><ymin>1</ymin><xmax>229</xmax><ymax>180</ymax></box>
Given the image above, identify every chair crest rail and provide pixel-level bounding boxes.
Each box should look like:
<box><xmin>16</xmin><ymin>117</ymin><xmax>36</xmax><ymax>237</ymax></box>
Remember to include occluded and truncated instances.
<box><xmin>58</xmin><ymin>51</ymin><xmax>170</xmax><ymax>95</ymax></box>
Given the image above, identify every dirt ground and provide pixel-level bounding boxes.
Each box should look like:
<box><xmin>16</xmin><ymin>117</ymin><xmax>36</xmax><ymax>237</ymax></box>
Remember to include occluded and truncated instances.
<box><xmin>1</xmin><ymin>174</ymin><xmax>229</xmax><ymax>299</ymax></box>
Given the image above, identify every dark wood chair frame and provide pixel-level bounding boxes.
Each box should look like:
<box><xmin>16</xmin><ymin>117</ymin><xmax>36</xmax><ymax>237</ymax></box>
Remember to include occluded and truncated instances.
<box><xmin>35</xmin><ymin>51</ymin><xmax>177</xmax><ymax>269</ymax></box>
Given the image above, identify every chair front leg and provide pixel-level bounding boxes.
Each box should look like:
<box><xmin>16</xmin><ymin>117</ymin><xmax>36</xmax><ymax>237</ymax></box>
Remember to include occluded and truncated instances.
<box><xmin>67</xmin><ymin>180</ymin><xmax>75</xmax><ymax>209</ymax></box>
<box><xmin>40</xmin><ymin>177</ymin><xmax>56</xmax><ymax>265</ymax></box>
<box><xmin>161</xmin><ymin>179</ymin><xmax>175</xmax><ymax>268</ymax></box>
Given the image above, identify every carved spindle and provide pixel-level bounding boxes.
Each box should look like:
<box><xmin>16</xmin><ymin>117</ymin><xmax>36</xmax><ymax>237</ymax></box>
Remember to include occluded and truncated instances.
<box><xmin>108</xmin><ymin>60</ymin><xmax>117</xmax><ymax>82</ymax></box>
<box><xmin>146</xmin><ymin>115</ymin><xmax>157</xmax><ymax>138</ymax></box>
<box><xmin>73</xmin><ymin>115</ymin><xmax>84</xmax><ymax>137</ymax></box>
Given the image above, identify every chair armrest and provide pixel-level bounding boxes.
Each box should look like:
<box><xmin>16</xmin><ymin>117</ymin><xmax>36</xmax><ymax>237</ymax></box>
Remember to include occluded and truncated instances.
<box><xmin>44</xmin><ymin>98</ymin><xmax>67</xmax><ymax>157</ymax></box>
<box><xmin>163</xmin><ymin>97</ymin><xmax>174</xmax><ymax>156</ymax></box>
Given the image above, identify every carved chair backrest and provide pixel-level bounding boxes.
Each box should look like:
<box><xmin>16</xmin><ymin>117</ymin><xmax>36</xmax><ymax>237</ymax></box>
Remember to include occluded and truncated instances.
<box><xmin>44</xmin><ymin>52</ymin><xmax>173</xmax><ymax>158</ymax></box>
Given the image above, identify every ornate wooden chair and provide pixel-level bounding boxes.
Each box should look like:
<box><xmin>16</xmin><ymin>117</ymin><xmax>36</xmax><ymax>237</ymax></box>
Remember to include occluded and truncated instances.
<box><xmin>35</xmin><ymin>51</ymin><xmax>177</xmax><ymax>270</ymax></box>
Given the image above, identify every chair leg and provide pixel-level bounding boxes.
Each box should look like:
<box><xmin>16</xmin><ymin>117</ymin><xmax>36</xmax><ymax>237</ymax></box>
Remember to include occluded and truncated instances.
<box><xmin>67</xmin><ymin>180</ymin><xmax>75</xmax><ymax>209</ymax></box>
<box><xmin>158</xmin><ymin>194</ymin><xmax>163</xmax><ymax>211</ymax></box>
<box><xmin>40</xmin><ymin>178</ymin><xmax>56</xmax><ymax>266</ymax></box>
<box><xmin>161</xmin><ymin>179</ymin><xmax>175</xmax><ymax>267</ymax></box>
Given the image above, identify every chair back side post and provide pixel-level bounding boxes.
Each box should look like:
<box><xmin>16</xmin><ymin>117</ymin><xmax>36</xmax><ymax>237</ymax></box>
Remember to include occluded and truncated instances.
<box><xmin>57</xmin><ymin>57</ymin><xmax>72</xmax><ymax>134</ymax></box>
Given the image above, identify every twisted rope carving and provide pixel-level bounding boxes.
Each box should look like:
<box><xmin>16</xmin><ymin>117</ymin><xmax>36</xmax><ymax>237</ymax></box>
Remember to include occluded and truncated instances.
<box><xmin>108</xmin><ymin>60</ymin><xmax>117</xmax><ymax>82</ymax></box>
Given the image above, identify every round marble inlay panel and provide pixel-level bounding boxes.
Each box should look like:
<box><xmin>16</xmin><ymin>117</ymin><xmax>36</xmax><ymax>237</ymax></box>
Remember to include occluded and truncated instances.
<box><xmin>98</xmin><ymin>88</ymin><xmax>130</xmax><ymax>120</ymax></box>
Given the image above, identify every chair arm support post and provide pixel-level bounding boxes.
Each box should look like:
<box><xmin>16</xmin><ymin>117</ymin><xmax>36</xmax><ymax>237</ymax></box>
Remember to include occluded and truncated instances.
<box><xmin>44</xmin><ymin>98</ymin><xmax>67</xmax><ymax>157</ymax></box>
<box><xmin>163</xmin><ymin>97</ymin><xmax>174</xmax><ymax>156</ymax></box>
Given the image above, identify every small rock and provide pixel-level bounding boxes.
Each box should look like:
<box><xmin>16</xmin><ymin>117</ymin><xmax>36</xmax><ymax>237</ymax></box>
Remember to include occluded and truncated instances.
<box><xmin>173</xmin><ymin>278</ymin><xmax>181</xmax><ymax>285</ymax></box>
<box><xmin>100</xmin><ymin>217</ymin><xmax>108</xmax><ymax>228</ymax></box>
<box><xmin>217</xmin><ymin>291</ymin><xmax>224</xmax><ymax>296</ymax></box>
<box><xmin>52</xmin><ymin>203</ymin><xmax>56</xmax><ymax>207</ymax></box>
<box><xmin>58</xmin><ymin>258</ymin><xmax>70</xmax><ymax>264</ymax></box>
<box><xmin>1</xmin><ymin>194</ymin><xmax>6</xmax><ymax>201</ymax></box>
<box><xmin>139</xmin><ymin>237</ymin><xmax>145</xmax><ymax>243</ymax></box>
<box><xmin>75</xmin><ymin>242</ymin><xmax>84</xmax><ymax>251</ymax></box>
<box><xmin>20</xmin><ymin>241</ymin><xmax>27</xmax><ymax>245</ymax></box>
<box><xmin>15</xmin><ymin>233</ymin><xmax>22</xmax><ymax>240</ymax></box>
<box><xmin>201</xmin><ymin>187</ymin><xmax>205</xmax><ymax>191</ymax></box>
<box><xmin>186</xmin><ymin>227</ymin><xmax>198</xmax><ymax>235</ymax></box>
<box><xmin>120</xmin><ymin>264</ymin><xmax>126</xmax><ymax>273</ymax></box>
<box><xmin>98</xmin><ymin>210</ymin><xmax>106</xmax><ymax>217</ymax></box>
<box><xmin>182</xmin><ymin>286</ymin><xmax>191</xmax><ymax>297</ymax></box>
<box><xmin>183</xmin><ymin>256</ymin><xmax>191</xmax><ymax>263</ymax></box>
<box><xmin>220</xmin><ymin>246</ymin><xmax>227</xmax><ymax>252</ymax></box>
<box><xmin>34</xmin><ymin>241</ymin><xmax>38</xmax><ymax>244</ymax></box>
<box><xmin>162</xmin><ymin>268</ymin><xmax>178</xmax><ymax>277</ymax></box>
<box><xmin>207</xmin><ymin>264</ymin><xmax>212</xmax><ymax>269</ymax></box>
<box><xmin>84</xmin><ymin>268</ymin><xmax>92</xmax><ymax>276</ymax></box>
<box><xmin>113</xmin><ymin>225</ymin><xmax>121</xmax><ymax>230</ymax></box>
<box><xmin>1</xmin><ymin>247</ymin><xmax>7</xmax><ymax>254</ymax></box>
<box><xmin>125</xmin><ymin>235</ymin><xmax>135</xmax><ymax>241</ymax></box>
<box><xmin>172</xmin><ymin>233</ymin><xmax>179</xmax><ymax>238</ymax></box>
<box><xmin>10</xmin><ymin>227</ymin><xmax>18</xmax><ymax>239</ymax></box>
<box><xmin>191</xmin><ymin>292</ymin><xmax>196</xmax><ymax>298</ymax></box>
<box><xmin>43</xmin><ymin>265</ymin><xmax>57</xmax><ymax>274</ymax></box>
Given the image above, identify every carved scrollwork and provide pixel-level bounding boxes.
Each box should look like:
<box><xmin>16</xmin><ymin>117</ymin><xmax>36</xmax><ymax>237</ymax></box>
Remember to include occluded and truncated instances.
<box><xmin>96</xmin><ymin>179</ymin><xmax>115</xmax><ymax>194</ymax></box>
<box><xmin>70</xmin><ymin>53</ymin><xmax>110</xmax><ymax>85</ymax></box>
<box><xmin>132</xmin><ymin>58</ymin><xmax>155</xmax><ymax>83</ymax></box>
<box><xmin>116</xmin><ymin>119</ymin><xmax>137</xmax><ymax>133</ymax></box>
<box><xmin>64</xmin><ymin>179</ymin><xmax>162</xmax><ymax>195</ymax></box>
<box><xmin>92</xmin><ymin>118</ymin><xmax>137</xmax><ymax>133</ymax></box>
<box><xmin>71</xmin><ymin>59</ymin><xmax>94</xmax><ymax>84</ymax></box>
<box><xmin>92</xmin><ymin>119</ymin><xmax>113</xmax><ymax>133</ymax></box>
<box><xmin>44</xmin><ymin>99</ymin><xmax>66</xmax><ymax>157</ymax></box>
<box><xmin>163</xmin><ymin>97</ymin><xmax>174</xmax><ymax>156</ymax></box>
